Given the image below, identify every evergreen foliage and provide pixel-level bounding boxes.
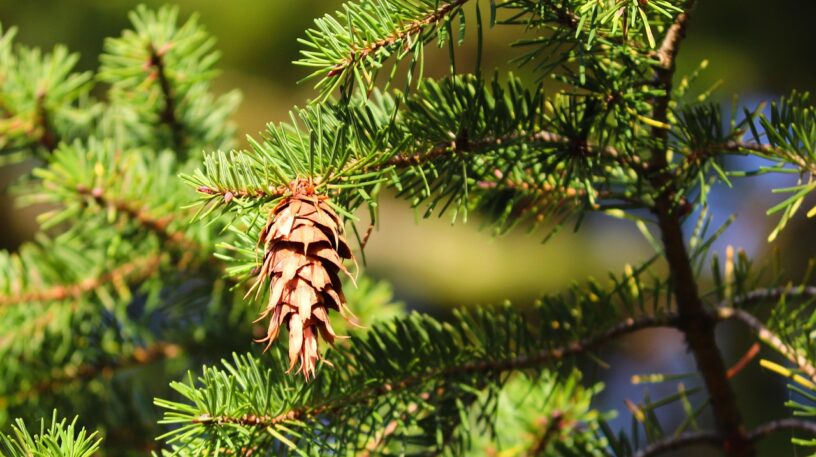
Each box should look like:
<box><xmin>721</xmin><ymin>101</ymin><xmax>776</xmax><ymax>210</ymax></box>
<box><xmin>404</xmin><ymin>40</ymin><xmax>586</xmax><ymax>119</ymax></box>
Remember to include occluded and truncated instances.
<box><xmin>2</xmin><ymin>1</ymin><xmax>816</xmax><ymax>456</ymax></box>
<box><xmin>1</xmin><ymin>411</ymin><xmax>100</xmax><ymax>457</ymax></box>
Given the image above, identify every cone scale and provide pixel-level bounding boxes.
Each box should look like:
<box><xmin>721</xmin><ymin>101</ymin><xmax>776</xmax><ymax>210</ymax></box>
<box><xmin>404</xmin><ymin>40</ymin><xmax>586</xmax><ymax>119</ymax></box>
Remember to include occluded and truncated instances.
<box><xmin>250</xmin><ymin>180</ymin><xmax>355</xmax><ymax>380</ymax></box>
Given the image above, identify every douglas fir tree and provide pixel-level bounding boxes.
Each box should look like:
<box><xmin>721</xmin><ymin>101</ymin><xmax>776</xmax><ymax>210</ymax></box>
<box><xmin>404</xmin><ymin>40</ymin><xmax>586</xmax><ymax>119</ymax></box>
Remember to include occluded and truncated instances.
<box><xmin>2</xmin><ymin>1</ymin><xmax>816</xmax><ymax>456</ymax></box>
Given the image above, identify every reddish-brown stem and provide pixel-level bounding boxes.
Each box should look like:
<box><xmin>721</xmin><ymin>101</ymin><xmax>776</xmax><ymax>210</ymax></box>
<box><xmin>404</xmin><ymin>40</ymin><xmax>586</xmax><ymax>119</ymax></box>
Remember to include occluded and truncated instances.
<box><xmin>327</xmin><ymin>0</ymin><xmax>471</xmax><ymax>77</ymax></box>
<box><xmin>726</xmin><ymin>343</ymin><xmax>760</xmax><ymax>379</ymax></box>
<box><xmin>75</xmin><ymin>185</ymin><xmax>230</xmax><ymax>276</ymax></box>
<box><xmin>358</xmin><ymin>222</ymin><xmax>375</xmax><ymax>251</ymax></box>
<box><xmin>197</xmin><ymin>184</ymin><xmax>288</xmax><ymax>201</ymax></box>
<box><xmin>0</xmin><ymin>254</ymin><xmax>161</xmax><ymax>308</ymax></box>
<box><xmin>75</xmin><ymin>185</ymin><xmax>199</xmax><ymax>252</ymax></box>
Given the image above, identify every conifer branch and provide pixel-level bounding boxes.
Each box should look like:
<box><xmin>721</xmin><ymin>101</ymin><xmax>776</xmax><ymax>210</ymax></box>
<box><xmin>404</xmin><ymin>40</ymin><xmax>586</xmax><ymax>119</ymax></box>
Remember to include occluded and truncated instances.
<box><xmin>75</xmin><ymin>184</ymin><xmax>198</xmax><ymax>251</ymax></box>
<box><xmin>0</xmin><ymin>254</ymin><xmax>161</xmax><ymax>308</ymax></box>
<box><xmin>7</xmin><ymin>2</ymin><xmax>816</xmax><ymax>454</ymax></box>
<box><xmin>194</xmin><ymin>127</ymin><xmax>632</xmax><ymax>205</ymax></box>
<box><xmin>682</xmin><ymin>141</ymin><xmax>816</xmax><ymax>176</ymax></box>
<box><xmin>325</xmin><ymin>0</ymin><xmax>471</xmax><ymax>78</ymax></box>
<box><xmin>478</xmin><ymin>175</ymin><xmax>646</xmax><ymax>209</ymax></box>
<box><xmin>191</xmin><ymin>313</ymin><xmax>682</xmax><ymax>429</ymax></box>
<box><xmin>715</xmin><ymin>286</ymin><xmax>816</xmax><ymax>307</ymax></box>
<box><xmin>0</xmin><ymin>412</ymin><xmax>101</xmax><ymax>457</ymax></box>
<box><xmin>383</xmin><ymin>129</ymin><xmax>625</xmax><ymax>169</ymax></box>
<box><xmin>711</xmin><ymin>287</ymin><xmax>816</xmax><ymax>383</ymax></box>
<box><xmin>72</xmin><ymin>185</ymin><xmax>229</xmax><ymax>273</ymax></box>
<box><xmin>721</xmin><ymin>306</ymin><xmax>816</xmax><ymax>383</ymax></box>
<box><xmin>0</xmin><ymin>94</ymin><xmax>57</xmax><ymax>155</ymax></box>
<box><xmin>0</xmin><ymin>342</ymin><xmax>181</xmax><ymax>408</ymax></box>
<box><xmin>545</xmin><ymin>0</ymin><xmax>580</xmax><ymax>30</ymax></box>
<box><xmin>0</xmin><ymin>43</ymin><xmax>88</xmax><ymax>158</ymax></box>
<box><xmin>723</xmin><ymin>141</ymin><xmax>816</xmax><ymax>175</ymax></box>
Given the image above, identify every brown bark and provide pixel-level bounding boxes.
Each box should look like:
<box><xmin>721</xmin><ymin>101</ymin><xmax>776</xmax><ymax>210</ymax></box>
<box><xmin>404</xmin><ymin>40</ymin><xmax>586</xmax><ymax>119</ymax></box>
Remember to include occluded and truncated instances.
<box><xmin>648</xmin><ymin>4</ymin><xmax>753</xmax><ymax>456</ymax></box>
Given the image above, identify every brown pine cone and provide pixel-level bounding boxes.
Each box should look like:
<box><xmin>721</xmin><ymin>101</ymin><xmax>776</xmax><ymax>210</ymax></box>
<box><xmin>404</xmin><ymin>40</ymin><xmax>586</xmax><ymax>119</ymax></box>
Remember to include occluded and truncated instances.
<box><xmin>249</xmin><ymin>181</ymin><xmax>356</xmax><ymax>380</ymax></box>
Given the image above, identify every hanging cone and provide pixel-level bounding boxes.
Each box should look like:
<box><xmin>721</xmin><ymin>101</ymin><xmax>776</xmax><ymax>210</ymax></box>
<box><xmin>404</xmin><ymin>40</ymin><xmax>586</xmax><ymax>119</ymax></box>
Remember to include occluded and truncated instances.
<box><xmin>249</xmin><ymin>180</ymin><xmax>356</xmax><ymax>380</ymax></box>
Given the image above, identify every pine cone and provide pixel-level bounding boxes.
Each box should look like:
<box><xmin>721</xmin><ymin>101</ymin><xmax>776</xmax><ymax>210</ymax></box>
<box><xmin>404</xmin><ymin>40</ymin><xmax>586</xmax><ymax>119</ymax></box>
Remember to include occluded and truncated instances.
<box><xmin>250</xmin><ymin>182</ymin><xmax>355</xmax><ymax>380</ymax></box>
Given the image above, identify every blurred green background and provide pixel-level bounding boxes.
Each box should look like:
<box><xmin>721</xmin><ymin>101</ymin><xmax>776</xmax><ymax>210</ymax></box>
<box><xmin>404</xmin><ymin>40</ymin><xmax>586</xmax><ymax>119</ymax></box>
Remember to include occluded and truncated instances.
<box><xmin>1</xmin><ymin>0</ymin><xmax>815</xmax><ymax>454</ymax></box>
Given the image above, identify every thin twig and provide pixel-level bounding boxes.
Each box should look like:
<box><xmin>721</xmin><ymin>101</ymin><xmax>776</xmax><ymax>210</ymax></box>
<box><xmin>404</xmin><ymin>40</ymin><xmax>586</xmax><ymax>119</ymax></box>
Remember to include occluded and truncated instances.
<box><xmin>747</xmin><ymin>418</ymin><xmax>816</xmax><ymax>442</ymax></box>
<box><xmin>723</xmin><ymin>141</ymin><xmax>816</xmax><ymax>175</ymax></box>
<box><xmin>1</xmin><ymin>91</ymin><xmax>59</xmax><ymax>153</ymax></box>
<box><xmin>197</xmin><ymin>184</ymin><xmax>288</xmax><ymax>201</ymax></box>
<box><xmin>546</xmin><ymin>0</ymin><xmax>579</xmax><ymax>29</ymax></box>
<box><xmin>358</xmin><ymin>222</ymin><xmax>375</xmax><ymax>251</ymax></box>
<box><xmin>714</xmin><ymin>286</ymin><xmax>816</xmax><ymax>309</ymax></box>
<box><xmin>633</xmin><ymin>431</ymin><xmax>722</xmax><ymax>457</ymax></box>
<box><xmin>721</xmin><ymin>307</ymin><xmax>816</xmax><ymax>383</ymax></box>
<box><xmin>726</xmin><ymin>343</ymin><xmax>760</xmax><ymax>379</ymax></box>
<box><xmin>0</xmin><ymin>179</ymin><xmax>261</xmax><ymax>309</ymax></box>
<box><xmin>74</xmin><ymin>185</ymin><xmax>230</xmax><ymax>275</ymax></box>
<box><xmin>680</xmin><ymin>141</ymin><xmax>816</xmax><ymax>178</ymax></box>
<box><xmin>634</xmin><ymin>418</ymin><xmax>816</xmax><ymax>457</ymax></box>
<box><xmin>478</xmin><ymin>173</ymin><xmax>647</xmax><ymax>210</ymax></box>
<box><xmin>147</xmin><ymin>42</ymin><xmax>184</xmax><ymax>151</ymax></box>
